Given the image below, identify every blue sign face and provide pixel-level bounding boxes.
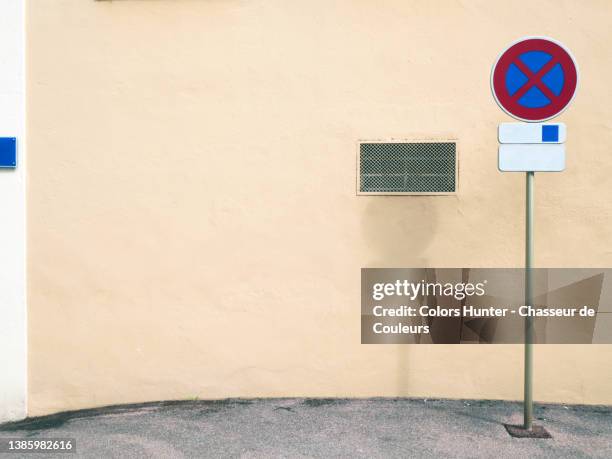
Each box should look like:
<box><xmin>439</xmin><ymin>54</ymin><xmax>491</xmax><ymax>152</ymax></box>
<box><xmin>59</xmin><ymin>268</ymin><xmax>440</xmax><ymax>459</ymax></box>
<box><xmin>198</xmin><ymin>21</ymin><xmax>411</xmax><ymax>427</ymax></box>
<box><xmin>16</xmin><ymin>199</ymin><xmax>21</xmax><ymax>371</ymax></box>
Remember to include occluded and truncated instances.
<box><xmin>0</xmin><ymin>137</ymin><xmax>16</xmax><ymax>168</ymax></box>
<box><xmin>505</xmin><ymin>51</ymin><xmax>565</xmax><ymax>109</ymax></box>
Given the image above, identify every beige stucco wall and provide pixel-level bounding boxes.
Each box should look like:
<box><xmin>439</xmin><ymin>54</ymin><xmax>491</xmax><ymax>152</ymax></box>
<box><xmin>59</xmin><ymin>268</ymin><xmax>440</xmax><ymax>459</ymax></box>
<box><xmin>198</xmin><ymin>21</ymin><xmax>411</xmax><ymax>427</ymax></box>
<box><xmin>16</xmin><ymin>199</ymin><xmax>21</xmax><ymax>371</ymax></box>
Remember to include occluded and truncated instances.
<box><xmin>27</xmin><ymin>0</ymin><xmax>612</xmax><ymax>416</ymax></box>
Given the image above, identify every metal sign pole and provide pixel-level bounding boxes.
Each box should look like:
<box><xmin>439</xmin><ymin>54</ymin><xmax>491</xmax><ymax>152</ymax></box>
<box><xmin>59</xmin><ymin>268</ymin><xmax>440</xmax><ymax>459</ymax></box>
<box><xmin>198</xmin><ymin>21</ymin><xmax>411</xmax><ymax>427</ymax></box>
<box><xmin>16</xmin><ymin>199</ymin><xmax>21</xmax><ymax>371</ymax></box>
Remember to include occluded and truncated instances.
<box><xmin>494</xmin><ymin>37</ymin><xmax>577</xmax><ymax>438</ymax></box>
<box><xmin>524</xmin><ymin>171</ymin><xmax>534</xmax><ymax>430</ymax></box>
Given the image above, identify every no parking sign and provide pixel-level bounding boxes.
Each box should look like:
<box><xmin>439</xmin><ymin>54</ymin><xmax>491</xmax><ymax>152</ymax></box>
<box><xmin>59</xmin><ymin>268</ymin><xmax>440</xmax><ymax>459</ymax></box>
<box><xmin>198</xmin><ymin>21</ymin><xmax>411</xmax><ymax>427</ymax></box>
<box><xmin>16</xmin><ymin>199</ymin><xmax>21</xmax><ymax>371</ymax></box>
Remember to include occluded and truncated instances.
<box><xmin>492</xmin><ymin>37</ymin><xmax>578</xmax><ymax>122</ymax></box>
<box><xmin>492</xmin><ymin>37</ymin><xmax>578</xmax><ymax>172</ymax></box>
<box><xmin>491</xmin><ymin>37</ymin><xmax>580</xmax><ymax>436</ymax></box>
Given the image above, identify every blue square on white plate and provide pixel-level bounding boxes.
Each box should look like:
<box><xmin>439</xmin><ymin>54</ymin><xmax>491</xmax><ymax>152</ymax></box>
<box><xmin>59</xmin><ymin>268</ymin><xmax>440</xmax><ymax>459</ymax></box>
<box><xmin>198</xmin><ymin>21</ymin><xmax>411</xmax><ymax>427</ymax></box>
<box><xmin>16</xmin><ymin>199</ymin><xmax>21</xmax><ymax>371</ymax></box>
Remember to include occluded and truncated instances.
<box><xmin>0</xmin><ymin>137</ymin><xmax>16</xmax><ymax>168</ymax></box>
<box><xmin>541</xmin><ymin>125</ymin><xmax>559</xmax><ymax>143</ymax></box>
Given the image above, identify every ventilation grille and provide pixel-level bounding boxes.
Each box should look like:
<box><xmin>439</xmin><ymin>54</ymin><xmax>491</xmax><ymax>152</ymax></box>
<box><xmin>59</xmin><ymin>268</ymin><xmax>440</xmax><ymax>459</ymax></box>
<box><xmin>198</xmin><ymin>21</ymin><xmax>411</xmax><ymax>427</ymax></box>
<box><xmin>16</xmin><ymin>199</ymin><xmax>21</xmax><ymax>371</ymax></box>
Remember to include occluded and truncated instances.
<box><xmin>358</xmin><ymin>141</ymin><xmax>456</xmax><ymax>194</ymax></box>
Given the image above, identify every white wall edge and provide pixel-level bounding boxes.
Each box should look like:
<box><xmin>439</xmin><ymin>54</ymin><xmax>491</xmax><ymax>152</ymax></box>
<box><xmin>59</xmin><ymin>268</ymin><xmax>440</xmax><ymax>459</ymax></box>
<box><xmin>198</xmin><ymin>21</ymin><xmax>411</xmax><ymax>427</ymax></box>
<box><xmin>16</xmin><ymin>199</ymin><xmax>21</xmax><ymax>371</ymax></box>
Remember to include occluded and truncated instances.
<box><xmin>0</xmin><ymin>0</ymin><xmax>27</xmax><ymax>423</ymax></box>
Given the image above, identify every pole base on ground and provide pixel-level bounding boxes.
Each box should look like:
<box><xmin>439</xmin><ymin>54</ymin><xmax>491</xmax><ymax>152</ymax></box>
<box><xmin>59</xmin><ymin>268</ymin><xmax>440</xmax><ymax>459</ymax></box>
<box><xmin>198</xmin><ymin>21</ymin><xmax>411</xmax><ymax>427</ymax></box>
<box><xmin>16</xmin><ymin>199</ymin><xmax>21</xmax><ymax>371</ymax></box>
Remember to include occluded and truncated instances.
<box><xmin>504</xmin><ymin>424</ymin><xmax>551</xmax><ymax>438</ymax></box>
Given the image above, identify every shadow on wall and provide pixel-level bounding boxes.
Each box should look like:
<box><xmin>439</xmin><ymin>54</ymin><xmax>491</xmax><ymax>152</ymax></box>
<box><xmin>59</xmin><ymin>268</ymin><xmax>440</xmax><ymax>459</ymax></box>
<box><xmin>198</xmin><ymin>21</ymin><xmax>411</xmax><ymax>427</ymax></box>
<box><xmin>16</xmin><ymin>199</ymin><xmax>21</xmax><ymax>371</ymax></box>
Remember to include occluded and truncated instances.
<box><xmin>361</xmin><ymin>197</ymin><xmax>437</xmax><ymax>267</ymax></box>
<box><xmin>361</xmin><ymin>196</ymin><xmax>438</xmax><ymax>396</ymax></box>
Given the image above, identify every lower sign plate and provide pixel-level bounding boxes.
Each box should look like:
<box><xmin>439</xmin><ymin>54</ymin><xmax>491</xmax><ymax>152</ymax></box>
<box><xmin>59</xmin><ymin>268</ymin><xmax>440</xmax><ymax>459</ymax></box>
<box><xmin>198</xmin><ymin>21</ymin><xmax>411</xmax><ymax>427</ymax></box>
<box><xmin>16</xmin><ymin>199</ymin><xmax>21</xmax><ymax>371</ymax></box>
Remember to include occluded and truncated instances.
<box><xmin>498</xmin><ymin>144</ymin><xmax>565</xmax><ymax>172</ymax></box>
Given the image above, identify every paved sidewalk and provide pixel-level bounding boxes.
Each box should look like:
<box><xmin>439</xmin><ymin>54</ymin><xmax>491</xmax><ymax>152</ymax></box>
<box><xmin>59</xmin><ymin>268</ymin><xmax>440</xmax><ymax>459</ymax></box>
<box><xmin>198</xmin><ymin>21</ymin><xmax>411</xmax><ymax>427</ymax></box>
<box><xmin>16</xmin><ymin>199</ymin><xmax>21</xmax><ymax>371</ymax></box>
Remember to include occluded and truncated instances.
<box><xmin>1</xmin><ymin>398</ymin><xmax>611</xmax><ymax>458</ymax></box>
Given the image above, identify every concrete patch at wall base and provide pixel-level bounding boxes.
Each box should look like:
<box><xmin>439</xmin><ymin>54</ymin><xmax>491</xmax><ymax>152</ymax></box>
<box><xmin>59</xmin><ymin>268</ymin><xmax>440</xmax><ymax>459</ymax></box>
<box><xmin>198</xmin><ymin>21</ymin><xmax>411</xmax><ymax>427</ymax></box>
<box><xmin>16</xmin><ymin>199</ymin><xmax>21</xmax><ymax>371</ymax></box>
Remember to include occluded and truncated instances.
<box><xmin>0</xmin><ymin>0</ymin><xmax>26</xmax><ymax>422</ymax></box>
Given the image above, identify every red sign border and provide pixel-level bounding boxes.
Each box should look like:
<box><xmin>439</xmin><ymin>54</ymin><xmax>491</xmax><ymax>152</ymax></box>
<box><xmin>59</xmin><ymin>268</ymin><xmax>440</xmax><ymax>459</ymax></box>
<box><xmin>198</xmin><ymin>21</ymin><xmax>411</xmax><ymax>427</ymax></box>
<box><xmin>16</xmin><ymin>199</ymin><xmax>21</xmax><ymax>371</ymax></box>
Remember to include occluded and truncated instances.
<box><xmin>491</xmin><ymin>37</ymin><xmax>579</xmax><ymax>122</ymax></box>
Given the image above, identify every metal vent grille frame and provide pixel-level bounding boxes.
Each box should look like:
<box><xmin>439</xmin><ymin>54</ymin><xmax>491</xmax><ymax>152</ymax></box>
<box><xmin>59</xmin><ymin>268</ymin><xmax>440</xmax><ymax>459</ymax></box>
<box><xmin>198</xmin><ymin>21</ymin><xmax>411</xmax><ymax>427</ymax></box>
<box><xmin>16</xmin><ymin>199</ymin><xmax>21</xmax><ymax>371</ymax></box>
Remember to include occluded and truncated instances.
<box><xmin>357</xmin><ymin>139</ymin><xmax>458</xmax><ymax>195</ymax></box>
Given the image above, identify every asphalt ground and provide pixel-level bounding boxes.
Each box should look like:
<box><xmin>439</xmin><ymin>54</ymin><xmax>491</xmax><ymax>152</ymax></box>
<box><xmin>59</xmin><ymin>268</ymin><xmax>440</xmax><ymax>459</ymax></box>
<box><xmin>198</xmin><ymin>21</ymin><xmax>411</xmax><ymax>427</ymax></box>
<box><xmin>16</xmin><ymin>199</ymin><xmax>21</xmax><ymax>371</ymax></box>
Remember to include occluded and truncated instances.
<box><xmin>1</xmin><ymin>398</ymin><xmax>611</xmax><ymax>458</ymax></box>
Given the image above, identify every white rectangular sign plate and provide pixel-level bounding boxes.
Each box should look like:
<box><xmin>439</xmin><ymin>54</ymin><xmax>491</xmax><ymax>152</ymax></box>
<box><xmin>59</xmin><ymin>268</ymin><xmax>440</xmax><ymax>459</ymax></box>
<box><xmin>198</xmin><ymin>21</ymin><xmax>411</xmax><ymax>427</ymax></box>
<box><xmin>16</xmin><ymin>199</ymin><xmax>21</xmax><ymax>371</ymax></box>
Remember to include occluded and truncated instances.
<box><xmin>499</xmin><ymin>144</ymin><xmax>565</xmax><ymax>172</ymax></box>
<box><xmin>498</xmin><ymin>123</ymin><xmax>566</xmax><ymax>144</ymax></box>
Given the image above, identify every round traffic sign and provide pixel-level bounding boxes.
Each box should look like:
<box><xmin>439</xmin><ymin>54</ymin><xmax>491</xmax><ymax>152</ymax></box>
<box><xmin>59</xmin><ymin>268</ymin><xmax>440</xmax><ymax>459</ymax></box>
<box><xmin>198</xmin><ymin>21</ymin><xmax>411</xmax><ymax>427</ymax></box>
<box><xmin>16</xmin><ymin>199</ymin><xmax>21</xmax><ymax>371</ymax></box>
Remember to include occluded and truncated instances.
<box><xmin>491</xmin><ymin>37</ymin><xmax>578</xmax><ymax>122</ymax></box>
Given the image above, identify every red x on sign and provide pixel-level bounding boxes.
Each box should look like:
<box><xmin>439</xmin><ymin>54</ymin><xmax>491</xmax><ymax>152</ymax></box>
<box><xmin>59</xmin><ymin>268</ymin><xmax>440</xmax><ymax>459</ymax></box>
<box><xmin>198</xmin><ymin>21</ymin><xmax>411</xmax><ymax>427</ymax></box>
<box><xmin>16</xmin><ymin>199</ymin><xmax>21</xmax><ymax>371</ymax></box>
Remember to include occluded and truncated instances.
<box><xmin>491</xmin><ymin>37</ymin><xmax>578</xmax><ymax>122</ymax></box>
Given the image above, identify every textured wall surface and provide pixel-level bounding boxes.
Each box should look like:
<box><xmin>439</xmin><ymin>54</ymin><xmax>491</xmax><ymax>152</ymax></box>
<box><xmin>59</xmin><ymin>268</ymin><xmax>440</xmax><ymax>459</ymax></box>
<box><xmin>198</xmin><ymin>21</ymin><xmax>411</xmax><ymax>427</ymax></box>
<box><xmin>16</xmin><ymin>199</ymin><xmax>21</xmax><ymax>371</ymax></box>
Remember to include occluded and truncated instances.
<box><xmin>27</xmin><ymin>0</ymin><xmax>612</xmax><ymax>415</ymax></box>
